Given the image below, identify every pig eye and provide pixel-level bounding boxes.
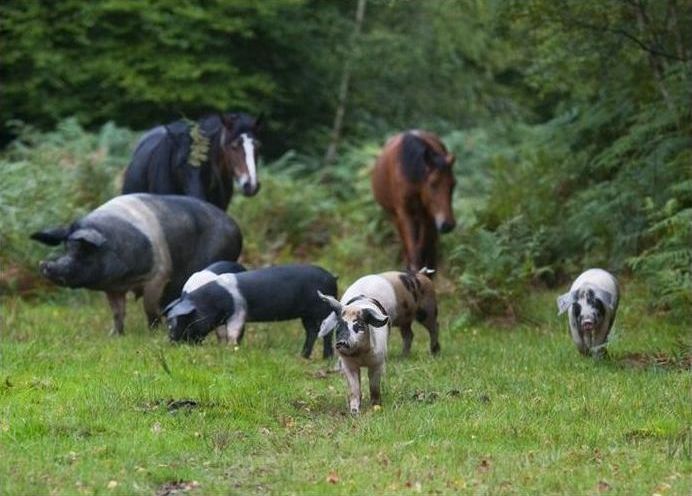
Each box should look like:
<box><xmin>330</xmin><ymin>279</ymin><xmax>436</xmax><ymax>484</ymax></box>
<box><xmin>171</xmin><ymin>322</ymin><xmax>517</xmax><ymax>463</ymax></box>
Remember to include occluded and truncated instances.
<box><xmin>594</xmin><ymin>299</ymin><xmax>605</xmax><ymax>315</ymax></box>
<box><xmin>352</xmin><ymin>321</ymin><xmax>365</xmax><ymax>333</ymax></box>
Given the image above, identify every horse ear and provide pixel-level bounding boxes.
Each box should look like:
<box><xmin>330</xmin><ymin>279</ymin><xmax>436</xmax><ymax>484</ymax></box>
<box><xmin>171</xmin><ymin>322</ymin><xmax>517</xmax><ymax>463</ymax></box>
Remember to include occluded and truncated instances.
<box><xmin>221</xmin><ymin>113</ymin><xmax>237</xmax><ymax>130</ymax></box>
<box><xmin>253</xmin><ymin>113</ymin><xmax>264</xmax><ymax>132</ymax></box>
<box><xmin>425</xmin><ymin>148</ymin><xmax>447</xmax><ymax>170</ymax></box>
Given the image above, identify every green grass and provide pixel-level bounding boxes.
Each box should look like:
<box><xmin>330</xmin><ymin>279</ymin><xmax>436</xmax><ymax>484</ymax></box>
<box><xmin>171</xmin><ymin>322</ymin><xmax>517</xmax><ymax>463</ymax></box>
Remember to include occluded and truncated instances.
<box><xmin>0</xmin><ymin>284</ymin><xmax>690</xmax><ymax>495</ymax></box>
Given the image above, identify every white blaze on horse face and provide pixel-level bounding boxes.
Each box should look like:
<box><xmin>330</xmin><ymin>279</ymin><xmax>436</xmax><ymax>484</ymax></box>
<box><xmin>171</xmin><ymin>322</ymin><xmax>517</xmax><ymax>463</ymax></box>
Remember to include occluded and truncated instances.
<box><xmin>241</xmin><ymin>133</ymin><xmax>257</xmax><ymax>189</ymax></box>
<box><xmin>434</xmin><ymin>213</ymin><xmax>446</xmax><ymax>230</ymax></box>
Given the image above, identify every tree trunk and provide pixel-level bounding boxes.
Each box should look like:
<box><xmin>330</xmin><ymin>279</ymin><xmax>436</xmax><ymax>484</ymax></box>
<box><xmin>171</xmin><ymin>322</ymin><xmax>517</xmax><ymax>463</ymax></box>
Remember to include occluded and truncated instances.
<box><xmin>633</xmin><ymin>0</ymin><xmax>674</xmax><ymax>110</ymax></box>
<box><xmin>324</xmin><ymin>0</ymin><xmax>367</xmax><ymax>166</ymax></box>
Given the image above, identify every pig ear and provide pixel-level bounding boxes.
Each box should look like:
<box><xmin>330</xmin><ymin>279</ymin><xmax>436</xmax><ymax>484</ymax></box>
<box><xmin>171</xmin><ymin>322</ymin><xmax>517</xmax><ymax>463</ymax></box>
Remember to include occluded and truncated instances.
<box><xmin>418</xmin><ymin>267</ymin><xmax>435</xmax><ymax>277</ymax></box>
<box><xmin>318</xmin><ymin>312</ymin><xmax>338</xmax><ymax>338</ymax></box>
<box><xmin>70</xmin><ymin>228</ymin><xmax>107</xmax><ymax>248</ymax></box>
<box><xmin>30</xmin><ymin>227</ymin><xmax>69</xmax><ymax>245</ymax></box>
<box><xmin>556</xmin><ymin>291</ymin><xmax>576</xmax><ymax>315</ymax></box>
<box><xmin>594</xmin><ymin>289</ymin><xmax>615</xmax><ymax>310</ymax></box>
<box><xmin>362</xmin><ymin>307</ymin><xmax>389</xmax><ymax>328</ymax></box>
<box><xmin>162</xmin><ymin>297</ymin><xmax>182</xmax><ymax>316</ymax></box>
<box><xmin>317</xmin><ymin>291</ymin><xmax>342</xmax><ymax>314</ymax></box>
<box><xmin>165</xmin><ymin>299</ymin><xmax>196</xmax><ymax>319</ymax></box>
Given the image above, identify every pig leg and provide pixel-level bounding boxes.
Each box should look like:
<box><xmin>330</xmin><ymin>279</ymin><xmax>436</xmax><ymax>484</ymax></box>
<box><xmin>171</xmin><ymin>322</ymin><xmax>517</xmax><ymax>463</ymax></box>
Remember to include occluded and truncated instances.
<box><xmin>235</xmin><ymin>325</ymin><xmax>246</xmax><ymax>344</ymax></box>
<box><xmin>368</xmin><ymin>362</ymin><xmax>385</xmax><ymax>406</ymax></box>
<box><xmin>300</xmin><ymin>317</ymin><xmax>320</xmax><ymax>359</ymax></box>
<box><xmin>215</xmin><ymin>325</ymin><xmax>228</xmax><ymax>344</ymax></box>
<box><xmin>225</xmin><ymin>309</ymin><xmax>247</xmax><ymax>345</ymax></box>
<box><xmin>322</xmin><ymin>327</ymin><xmax>334</xmax><ymax>360</ymax></box>
<box><xmin>342</xmin><ymin>362</ymin><xmax>362</xmax><ymax>414</ymax></box>
<box><xmin>417</xmin><ymin>306</ymin><xmax>440</xmax><ymax>355</ymax></box>
<box><xmin>399</xmin><ymin>322</ymin><xmax>414</xmax><ymax>356</ymax></box>
<box><xmin>142</xmin><ymin>278</ymin><xmax>167</xmax><ymax>328</ymax></box>
<box><xmin>106</xmin><ymin>291</ymin><xmax>126</xmax><ymax>336</ymax></box>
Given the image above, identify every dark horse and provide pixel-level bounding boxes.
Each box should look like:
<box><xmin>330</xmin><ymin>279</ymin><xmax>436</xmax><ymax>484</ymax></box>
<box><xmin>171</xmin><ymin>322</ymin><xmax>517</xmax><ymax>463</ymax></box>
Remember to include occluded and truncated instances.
<box><xmin>122</xmin><ymin>113</ymin><xmax>262</xmax><ymax>210</ymax></box>
<box><xmin>372</xmin><ymin>130</ymin><xmax>456</xmax><ymax>271</ymax></box>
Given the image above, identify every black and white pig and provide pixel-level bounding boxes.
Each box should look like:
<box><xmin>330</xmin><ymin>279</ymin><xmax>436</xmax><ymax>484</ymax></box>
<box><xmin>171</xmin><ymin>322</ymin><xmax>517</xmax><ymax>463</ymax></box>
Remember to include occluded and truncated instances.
<box><xmin>31</xmin><ymin>194</ymin><xmax>242</xmax><ymax>335</ymax></box>
<box><xmin>162</xmin><ymin>264</ymin><xmax>337</xmax><ymax>359</ymax></box>
<box><xmin>181</xmin><ymin>261</ymin><xmax>247</xmax><ymax>295</ymax></box>
<box><xmin>557</xmin><ymin>268</ymin><xmax>620</xmax><ymax>357</ymax></box>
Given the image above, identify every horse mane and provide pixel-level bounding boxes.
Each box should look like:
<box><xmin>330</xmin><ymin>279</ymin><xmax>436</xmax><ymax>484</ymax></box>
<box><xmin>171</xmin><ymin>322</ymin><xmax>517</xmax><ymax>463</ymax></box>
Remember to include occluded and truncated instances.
<box><xmin>400</xmin><ymin>131</ymin><xmax>448</xmax><ymax>182</ymax></box>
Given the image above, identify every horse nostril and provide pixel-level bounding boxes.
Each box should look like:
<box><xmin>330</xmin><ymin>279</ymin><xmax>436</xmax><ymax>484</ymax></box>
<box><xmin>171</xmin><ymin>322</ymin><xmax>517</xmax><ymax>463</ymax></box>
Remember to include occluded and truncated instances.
<box><xmin>242</xmin><ymin>182</ymin><xmax>259</xmax><ymax>196</ymax></box>
<box><xmin>440</xmin><ymin>221</ymin><xmax>455</xmax><ymax>233</ymax></box>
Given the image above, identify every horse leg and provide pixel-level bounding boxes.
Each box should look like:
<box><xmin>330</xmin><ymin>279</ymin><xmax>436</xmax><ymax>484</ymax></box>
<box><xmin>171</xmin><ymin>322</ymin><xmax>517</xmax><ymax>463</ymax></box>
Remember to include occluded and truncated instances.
<box><xmin>394</xmin><ymin>210</ymin><xmax>422</xmax><ymax>271</ymax></box>
<box><xmin>420</xmin><ymin>219</ymin><xmax>438</xmax><ymax>271</ymax></box>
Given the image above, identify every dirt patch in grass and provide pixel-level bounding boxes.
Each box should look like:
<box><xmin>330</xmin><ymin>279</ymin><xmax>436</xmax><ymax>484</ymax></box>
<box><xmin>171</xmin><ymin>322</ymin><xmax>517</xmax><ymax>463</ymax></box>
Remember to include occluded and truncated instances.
<box><xmin>409</xmin><ymin>388</ymin><xmax>482</xmax><ymax>404</ymax></box>
<box><xmin>135</xmin><ymin>399</ymin><xmax>201</xmax><ymax>413</ymax></box>
<box><xmin>155</xmin><ymin>480</ymin><xmax>200</xmax><ymax>496</ymax></box>
<box><xmin>618</xmin><ymin>351</ymin><xmax>691</xmax><ymax>371</ymax></box>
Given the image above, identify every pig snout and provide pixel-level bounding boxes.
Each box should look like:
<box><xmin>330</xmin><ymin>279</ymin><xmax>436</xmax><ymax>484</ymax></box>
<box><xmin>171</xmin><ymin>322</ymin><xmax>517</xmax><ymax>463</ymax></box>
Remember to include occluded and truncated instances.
<box><xmin>581</xmin><ymin>320</ymin><xmax>595</xmax><ymax>333</ymax></box>
<box><xmin>335</xmin><ymin>340</ymin><xmax>349</xmax><ymax>350</ymax></box>
<box><xmin>38</xmin><ymin>260</ymin><xmax>67</xmax><ymax>285</ymax></box>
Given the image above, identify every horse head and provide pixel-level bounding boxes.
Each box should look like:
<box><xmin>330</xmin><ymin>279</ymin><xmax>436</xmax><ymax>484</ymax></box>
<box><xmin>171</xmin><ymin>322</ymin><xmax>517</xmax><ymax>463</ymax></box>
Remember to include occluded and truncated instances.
<box><xmin>419</xmin><ymin>136</ymin><xmax>456</xmax><ymax>233</ymax></box>
<box><xmin>219</xmin><ymin>112</ymin><xmax>262</xmax><ymax>197</ymax></box>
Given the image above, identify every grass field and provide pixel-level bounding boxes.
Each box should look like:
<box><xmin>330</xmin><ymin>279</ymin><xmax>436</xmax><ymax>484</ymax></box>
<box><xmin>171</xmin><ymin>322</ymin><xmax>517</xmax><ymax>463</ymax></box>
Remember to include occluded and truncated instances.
<box><xmin>0</xmin><ymin>282</ymin><xmax>690</xmax><ymax>495</ymax></box>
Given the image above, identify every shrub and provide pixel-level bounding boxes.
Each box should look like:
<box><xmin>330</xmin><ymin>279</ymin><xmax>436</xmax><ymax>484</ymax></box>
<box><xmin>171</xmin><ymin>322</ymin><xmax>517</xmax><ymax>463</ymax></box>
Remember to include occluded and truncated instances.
<box><xmin>0</xmin><ymin>119</ymin><xmax>135</xmax><ymax>291</ymax></box>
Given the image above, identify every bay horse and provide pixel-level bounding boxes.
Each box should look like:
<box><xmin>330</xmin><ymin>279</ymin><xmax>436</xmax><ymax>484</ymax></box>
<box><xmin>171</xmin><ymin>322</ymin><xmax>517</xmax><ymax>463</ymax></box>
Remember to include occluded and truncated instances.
<box><xmin>122</xmin><ymin>112</ymin><xmax>262</xmax><ymax>211</ymax></box>
<box><xmin>372</xmin><ymin>130</ymin><xmax>456</xmax><ymax>272</ymax></box>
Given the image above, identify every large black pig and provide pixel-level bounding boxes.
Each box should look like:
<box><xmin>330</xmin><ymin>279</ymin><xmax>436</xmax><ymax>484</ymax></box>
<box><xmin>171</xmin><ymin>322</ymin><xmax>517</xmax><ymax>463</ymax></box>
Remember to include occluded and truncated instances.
<box><xmin>31</xmin><ymin>194</ymin><xmax>242</xmax><ymax>335</ymax></box>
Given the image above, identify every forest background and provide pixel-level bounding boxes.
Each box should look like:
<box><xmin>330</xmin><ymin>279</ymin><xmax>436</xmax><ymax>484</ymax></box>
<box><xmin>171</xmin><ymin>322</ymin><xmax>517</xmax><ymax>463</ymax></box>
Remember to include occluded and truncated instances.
<box><xmin>1</xmin><ymin>0</ymin><xmax>690</xmax><ymax>321</ymax></box>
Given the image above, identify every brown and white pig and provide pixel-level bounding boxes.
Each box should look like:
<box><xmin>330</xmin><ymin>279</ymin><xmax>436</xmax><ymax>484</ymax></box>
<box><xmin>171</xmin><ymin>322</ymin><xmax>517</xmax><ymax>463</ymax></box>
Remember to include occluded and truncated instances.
<box><xmin>319</xmin><ymin>268</ymin><xmax>440</xmax><ymax>356</ymax></box>
<box><xmin>30</xmin><ymin>193</ymin><xmax>242</xmax><ymax>335</ymax></box>
<box><xmin>317</xmin><ymin>268</ymin><xmax>439</xmax><ymax>414</ymax></box>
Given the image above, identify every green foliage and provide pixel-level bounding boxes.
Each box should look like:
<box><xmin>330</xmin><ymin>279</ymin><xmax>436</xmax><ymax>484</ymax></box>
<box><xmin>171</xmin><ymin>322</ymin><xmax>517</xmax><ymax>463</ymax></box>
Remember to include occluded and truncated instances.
<box><xmin>0</xmin><ymin>119</ymin><xmax>135</xmax><ymax>281</ymax></box>
<box><xmin>0</xmin><ymin>0</ymin><xmax>286</xmax><ymax>127</ymax></box>
<box><xmin>448</xmin><ymin>217</ymin><xmax>547</xmax><ymax>321</ymax></box>
<box><xmin>2</xmin><ymin>0</ymin><xmax>691</xmax><ymax>323</ymax></box>
<box><xmin>441</xmin><ymin>0</ymin><xmax>692</xmax><ymax>321</ymax></box>
<box><xmin>629</xmin><ymin>186</ymin><xmax>692</xmax><ymax>318</ymax></box>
